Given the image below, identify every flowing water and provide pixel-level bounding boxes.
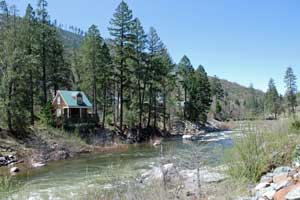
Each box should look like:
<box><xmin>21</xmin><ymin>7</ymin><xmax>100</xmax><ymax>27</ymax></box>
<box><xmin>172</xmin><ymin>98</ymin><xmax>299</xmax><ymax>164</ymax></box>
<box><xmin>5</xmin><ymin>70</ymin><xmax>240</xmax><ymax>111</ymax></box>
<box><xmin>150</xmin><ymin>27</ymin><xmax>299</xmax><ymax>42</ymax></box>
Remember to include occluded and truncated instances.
<box><xmin>10</xmin><ymin>131</ymin><xmax>236</xmax><ymax>200</ymax></box>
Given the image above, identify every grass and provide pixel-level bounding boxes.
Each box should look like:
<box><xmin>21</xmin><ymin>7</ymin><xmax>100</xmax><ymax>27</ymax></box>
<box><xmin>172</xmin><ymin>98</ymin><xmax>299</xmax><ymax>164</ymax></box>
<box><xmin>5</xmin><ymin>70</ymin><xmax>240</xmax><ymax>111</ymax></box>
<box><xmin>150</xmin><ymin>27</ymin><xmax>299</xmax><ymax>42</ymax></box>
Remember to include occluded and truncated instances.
<box><xmin>225</xmin><ymin>119</ymin><xmax>299</xmax><ymax>183</ymax></box>
<box><xmin>0</xmin><ymin>176</ymin><xmax>20</xmax><ymax>200</ymax></box>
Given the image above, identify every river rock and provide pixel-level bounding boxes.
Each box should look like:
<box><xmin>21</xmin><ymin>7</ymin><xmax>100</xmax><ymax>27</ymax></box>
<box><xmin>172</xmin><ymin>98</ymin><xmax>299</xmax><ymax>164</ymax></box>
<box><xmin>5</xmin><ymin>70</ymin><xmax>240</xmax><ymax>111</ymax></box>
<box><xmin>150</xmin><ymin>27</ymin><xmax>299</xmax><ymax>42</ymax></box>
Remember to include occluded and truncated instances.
<box><xmin>275</xmin><ymin>180</ymin><xmax>290</xmax><ymax>191</ymax></box>
<box><xmin>273</xmin><ymin>166</ymin><xmax>291</xmax><ymax>174</ymax></box>
<box><xmin>52</xmin><ymin>150</ymin><xmax>70</xmax><ymax>160</ymax></box>
<box><xmin>153</xmin><ymin>141</ymin><xmax>161</xmax><ymax>146</ymax></box>
<box><xmin>262</xmin><ymin>188</ymin><xmax>276</xmax><ymax>200</ymax></box>
<box><xmin>10</xmin><ymin>166</ymin><xmax>19</xmax><ymax>173</ymax></box>
<box><xmin>182</xmin><ymin>135</ymin><xmax>193</xmax><ymax>139</ymax></box>
<box><xmin>260</xmin><ymin>172</ymin><xmax>274</xmax><ymax>183</ymax></box>
<box><xmin>0</xmin><ymin>156</ymin><xmax>6</xmax><ymax>164</ymax></box>
<box><xmin>293</xmin><ymin>173</ymin><xmax>300</xmax><ymax>181</ymax></box>
<box><xmin>255</xmin><ymin>182</ymin><xmax>270</xmax><ymax>191</ymax></box>
<box><xmin>140</xmin><ymin>163</ymin><xmax>178</xmax><ymax>183</ymax></box>
<box><xmin>32</xmin><ymin>162</ymin><xmax>46</xmax><ymax>168</ymax></box>
<box><xmin>285</xmin><ymin>189</ymin><xmax>300</xmax><ymax>200</ymax></box>
<box><xmin>273</xmin><ymin>172</ymin><xmax>288</xmax><ymax>183</ymax></box>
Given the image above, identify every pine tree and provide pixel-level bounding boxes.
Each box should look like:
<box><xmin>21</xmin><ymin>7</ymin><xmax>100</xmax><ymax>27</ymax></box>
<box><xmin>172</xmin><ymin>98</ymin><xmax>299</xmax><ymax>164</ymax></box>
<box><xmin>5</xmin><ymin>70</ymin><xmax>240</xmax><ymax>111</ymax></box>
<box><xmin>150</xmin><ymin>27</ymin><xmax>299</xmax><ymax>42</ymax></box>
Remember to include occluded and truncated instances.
<box><xmin>264</xmin><ymin>78</ymin><xmax>280</xmax><ymax>118</ymax></box>
<box><xmin>20</xmin><ymin>4</ymin><xmax>37</xmax><ymax>125</ymax></box>
<box><xmin>108</xmin><ymin>1</ymin><xmax>134</xmax><ymax>131</ymax></box>
<box><xmin>100</xmin><ymin>43</ymin><xmax>113</xmax><ymax>128</ymax></box>
<box><xmin>186</xmin><ymin>65</ymin><xmax>212</xmax><ymax>123</ymax></box>
<box><xmin>47</xmin><ymin>26</ymin><xmax>72</xmax><ymax>95</ymax></box>
<box><xmin>284</xmin><ymin>67</ymin><xmax>297</xmax><ymax>115</ymax></box>
<box><xmin>147</xmin><ymin>27</ymin><xmax>164</xmax><ymax>127</ymax></box>
<box><xmin>211</xmin><ymin>75</ymin><xmax>224</xmax><ymax>101</ymax></box>
<box><xmin>159</xmin><ymin>47</ymin><xmax>175</xmax><ymax>132</ymax></box>
<box><xmin>0</xmin><ymin>4</ymin><xmax>30</xmax><ymax>131</ymax></box>
<box><xmin>79</xmin><ymin>25</ymin><xmax>104</xmax><ymax>120</ymax></box>
<box><xmin>131</xmin><ymin>18</ymin><xmax>147</xmax><ymax>129</ymax></box>
<box><xmin>210</xmin><ymin>75</ymin><xmax>225</xmax><ymax>119</ymax></box>
<box><xmin>36</xmin><ymin>0</ymin><xmax>50</xmax><ymax>105</ymax></box>
<box><xmin>178</xmin><ymin>55</ymin><xmax>194</xmax><ymax>119</ymax></box>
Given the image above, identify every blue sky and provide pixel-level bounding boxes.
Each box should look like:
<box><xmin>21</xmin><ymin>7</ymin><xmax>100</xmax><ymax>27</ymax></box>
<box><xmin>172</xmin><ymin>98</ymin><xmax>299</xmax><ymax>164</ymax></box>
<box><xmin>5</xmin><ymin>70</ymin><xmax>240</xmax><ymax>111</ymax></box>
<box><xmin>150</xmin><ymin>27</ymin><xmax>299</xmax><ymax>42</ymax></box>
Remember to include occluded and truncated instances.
<box><xmin>8</xmin><ymin>0</ymin><xmax>300</xmax><ymax>94</ymax></box>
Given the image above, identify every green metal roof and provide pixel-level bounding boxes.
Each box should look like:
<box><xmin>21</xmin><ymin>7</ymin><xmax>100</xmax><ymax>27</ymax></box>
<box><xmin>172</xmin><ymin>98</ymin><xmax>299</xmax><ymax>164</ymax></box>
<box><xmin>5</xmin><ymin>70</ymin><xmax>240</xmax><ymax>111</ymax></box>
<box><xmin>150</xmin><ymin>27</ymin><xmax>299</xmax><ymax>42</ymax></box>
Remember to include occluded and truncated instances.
<box><xmin>58</xmin><ymin>90</ymin><xmax>92</xmax><ymax>107</ymax></box>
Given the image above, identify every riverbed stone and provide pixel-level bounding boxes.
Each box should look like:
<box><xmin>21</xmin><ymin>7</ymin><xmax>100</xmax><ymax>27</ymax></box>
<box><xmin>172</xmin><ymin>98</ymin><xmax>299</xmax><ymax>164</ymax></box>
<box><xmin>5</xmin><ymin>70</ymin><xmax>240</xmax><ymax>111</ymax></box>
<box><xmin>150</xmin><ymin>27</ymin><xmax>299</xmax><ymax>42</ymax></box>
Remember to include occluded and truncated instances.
<box><xmin>10</xmin><ymin>166</ymin><xmax>19</xmax><ymax>173</ymax></box>
<box><xmin>262</xmin><ymin>188</ymin><xmax>276</xmax><ymax>200</ymax></box>
<box><xmin>52</xmin><ymin>150</ymin><xmax>70</xmax><ymax>160</ymax></box>
<box><xmin>140</xmin><ymin>163</ymin><xmax>226</xmax><ymax>195</ymax></box>
<box><xmin>255</xmin><ymin>182</ymin><xmax>270</xmax><ymax>191</ymax></box>
<box><xmin>275</xmin><ymin>180</ymin><xmax>290</xmax><ymax>191</ymax></box>
<box><xmin>274</xmin><ymin>184</ymin><xmax>300</xmax><ymax>200</ymax></box>
<box><xmin>285</xmin><ymin>188</ymin><xmax>300</xmax><ymax>200</ymax></box>
<box><xmin>260</xmin><ymin>172</ymin><xmax>274</xmax><ymax>183</ymax></box>
<box><xmin>32</xmin><ymin>162</ymin><xmax>46</xmax><ymax>168</ymax></box>
<box><xmin>273</xmin><ymin>172</ymin><xmax>288</xmax><ymax>183</ymax></box>
<box><xmin>273</xmin><ymin>166</ymin><xmax>291</xmax><ymax>174</ymax></box>
<box><xmin>293</xmin><ymin>173</ymin><xmax>300</xmax><ymax>181</ymax></box>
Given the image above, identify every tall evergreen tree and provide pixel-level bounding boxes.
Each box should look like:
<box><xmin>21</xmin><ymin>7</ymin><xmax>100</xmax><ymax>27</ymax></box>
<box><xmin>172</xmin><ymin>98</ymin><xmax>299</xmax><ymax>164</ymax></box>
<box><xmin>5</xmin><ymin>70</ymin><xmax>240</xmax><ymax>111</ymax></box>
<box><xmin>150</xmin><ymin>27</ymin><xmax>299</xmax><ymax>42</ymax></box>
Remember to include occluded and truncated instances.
<box><xmin>0</xmin><ymin>4</ymin><xmax>30</xmax><ymax>131</ymax></box>
<box><xmin>284</xmin><ymin>67</ymin><xmax>297</xmax><ymax>115</ymax></box>
<box><xmin>178</xmin><ymin>55</ymin><xmax>194</xmax><ymax>119</ymax></box>
<box><xmin>20</xmin><ymin>4</ymin><xmax>37</xmax><ymax>125</ymax></box>
<box><xmin>131</xmin><ymin>17</ymin><xmax>147</xmax><ymax>129</ymax></box>
<box><xmin>100</xmin><ymin>43</ymin><xmax>113</xmax><ymax>128</ymax></box>
<box><xmin>36</xmin><ymin>0</ymin><xmax>50</xmax><ymax>105</ymax></box>
<box><xmin>108</xmin><ymin>1</ymin><xmax>134</xmax><ymax>131</ymax></box>
<box><xmin>147</xmin><ymin>27</ymin><xmax>164</xmax><ymax>127</ymax></box>
<box><xmin>79</xmin><ymin>25</ymin><xmax>104</xmax><ymax>120</ymax></box>
<box><xmin>186</xmin><ymin>65</ymin><xmax>211</xmax><ymax>123</ymax></box>
<box><xmin>264</xmin><ymin>78</ymin><xmax>280</xmax><ymax>118</ymax></box>
<box><xmin>210</xmin><ymin>75</ymin><xmax>225</xmax><ymax>119</ymax></box>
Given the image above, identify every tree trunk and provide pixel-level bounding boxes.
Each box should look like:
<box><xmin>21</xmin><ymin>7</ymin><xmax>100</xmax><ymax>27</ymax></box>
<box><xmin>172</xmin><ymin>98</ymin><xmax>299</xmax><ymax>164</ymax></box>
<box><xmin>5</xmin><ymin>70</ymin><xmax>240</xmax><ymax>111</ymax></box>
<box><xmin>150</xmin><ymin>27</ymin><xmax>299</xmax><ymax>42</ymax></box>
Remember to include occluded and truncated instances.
<box><xmin>154</xmin><ymin>91</ymin><xmax>157</xmax><ymax>128</ymax></box>
<box><xmin>113</xmin><ymin>83</ymin><xmax>118</xmax><ymax>128</ymax></box>
<box><xmin>184</xmin><ymin>87</ymin><xmax>187</xmax><ymax>119</ymax></box>
<box><xmin>29</xmin><ymin>70</ymin><xmax>34</xmax><ymax>125</ymax></box>
<box><xmin>138</xmin><ymin>79</ymin><xmax>142</xmax><ymax>129</ymax></box>
<box><xmin>120</xmin><ymin>61</ymin><xmax>124</xmax><ymax>131</ymax></box>
<box><xmin>7</xmin><ymin>81</ymin><xmax>12</xmax><ymax>132</ymax></box>
<box><xmin>163</xmin><ymin>87</ymin><xmax>167</xmax><ymax>132</ymax></box>
<box><xmin>92</xmin><ymin>73</ymin><xmax>98</xmax><ymax>123</ymax></box>
<box><xmin>147</xmin><ymin>85</ymin><xmax>152</xmax><ymax>127</ymax></box>
<box><xmin>102</xmin><ymin>83</ymin><xmax>107</xmax><ymax>128</ymax></box>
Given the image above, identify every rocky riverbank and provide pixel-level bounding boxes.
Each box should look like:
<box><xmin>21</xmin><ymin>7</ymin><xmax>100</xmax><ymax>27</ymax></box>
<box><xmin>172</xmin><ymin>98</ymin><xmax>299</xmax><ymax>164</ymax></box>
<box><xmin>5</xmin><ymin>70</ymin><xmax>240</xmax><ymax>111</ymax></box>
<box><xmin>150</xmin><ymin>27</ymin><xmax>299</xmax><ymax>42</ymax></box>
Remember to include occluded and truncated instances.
<box><xmin>253</xmin><ymin>162</ymin><xmax>300</xmax><ymax>200</ymax></box>
<box><xmin>0</xmin><ymin>127</ymin><xmax>128</xmax><ymax>175</ymax></box>
<box><xmin>139</xmin><ymin>163</ymin><xmax>227</xmax><ymax>199</ymax></box>
<box><xmin>253</xmin><ymin>166</ymin><xmax>297</xmax><ymax>200</ymax></box>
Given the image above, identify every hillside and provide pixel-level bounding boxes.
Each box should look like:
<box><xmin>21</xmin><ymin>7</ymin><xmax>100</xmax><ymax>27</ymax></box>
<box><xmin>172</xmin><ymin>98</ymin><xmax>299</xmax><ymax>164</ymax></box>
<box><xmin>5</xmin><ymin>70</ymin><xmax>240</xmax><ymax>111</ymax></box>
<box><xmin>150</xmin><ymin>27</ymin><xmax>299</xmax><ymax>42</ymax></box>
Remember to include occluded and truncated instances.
<box><xmin>58</xmin><ymin>28</ymin><xmax>83</xmax><ymax>49</ymax></box>
<box><xmin>217</xmin><ymin>78</ymin><xmax>264</xmax><ymax>102</ymax></box>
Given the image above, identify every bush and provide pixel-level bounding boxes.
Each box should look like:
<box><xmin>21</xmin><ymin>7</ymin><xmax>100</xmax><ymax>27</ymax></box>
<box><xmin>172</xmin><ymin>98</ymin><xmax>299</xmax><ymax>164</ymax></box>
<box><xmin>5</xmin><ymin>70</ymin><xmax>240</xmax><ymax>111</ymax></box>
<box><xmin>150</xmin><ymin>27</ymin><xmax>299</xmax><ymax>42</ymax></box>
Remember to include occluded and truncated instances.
<box><xmin>41</xmin><ymin>101</ymin><xmax>55</xmax><ymax>127</ymax></box>
<box><xmin>225</xmin><ymin>120</ymin><xmax>296</xmax><ymax>182</ymax></box>
<box><xmin>289</xmin><ymin>119</ymin><xmax>300</xmax><ymax>133</ymax></box>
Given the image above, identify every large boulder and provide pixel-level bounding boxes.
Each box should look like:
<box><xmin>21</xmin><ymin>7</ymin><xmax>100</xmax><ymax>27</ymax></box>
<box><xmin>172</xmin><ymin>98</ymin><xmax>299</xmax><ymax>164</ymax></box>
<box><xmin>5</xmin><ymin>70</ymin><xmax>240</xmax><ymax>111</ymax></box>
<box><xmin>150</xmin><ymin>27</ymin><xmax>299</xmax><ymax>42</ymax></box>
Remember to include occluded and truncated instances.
<box><xmin>285</xmin><ymin>189</ymin><xmax>300</xmax><ymax>200</ymax></box>
<box><xmin>140</xmin><ymin>163</ymin><xmax>227</xmax><ymax>195</ymax></box>
<box><xmin>140</xmin><ymin>163</ymin><xmax>178</xmax><ymax>184</ymax></box>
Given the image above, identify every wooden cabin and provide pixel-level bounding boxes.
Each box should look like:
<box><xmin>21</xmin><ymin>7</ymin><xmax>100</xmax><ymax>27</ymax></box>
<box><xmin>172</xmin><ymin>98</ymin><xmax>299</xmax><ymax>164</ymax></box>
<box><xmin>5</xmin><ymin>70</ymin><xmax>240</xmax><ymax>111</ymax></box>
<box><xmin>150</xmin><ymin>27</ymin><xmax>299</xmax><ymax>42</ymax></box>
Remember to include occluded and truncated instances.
<box><xmin>52</xmin><ymin>90</ymin><xmax>93</xmax><ymax>119</ymax></box>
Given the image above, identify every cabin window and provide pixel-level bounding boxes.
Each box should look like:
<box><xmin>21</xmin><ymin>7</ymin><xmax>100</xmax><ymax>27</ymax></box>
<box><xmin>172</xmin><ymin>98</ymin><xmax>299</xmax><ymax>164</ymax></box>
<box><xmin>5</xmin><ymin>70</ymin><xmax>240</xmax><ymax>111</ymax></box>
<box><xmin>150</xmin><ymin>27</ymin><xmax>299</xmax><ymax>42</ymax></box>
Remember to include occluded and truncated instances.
<box><xmin>57</xmin><ymin>109</ymin><xmax>61</xmax><ymax>117</ymax></box>
<box><xmin>57</xmin><ymin>96</ymin><xmax>61</xmax><ymax>105</ymax></box>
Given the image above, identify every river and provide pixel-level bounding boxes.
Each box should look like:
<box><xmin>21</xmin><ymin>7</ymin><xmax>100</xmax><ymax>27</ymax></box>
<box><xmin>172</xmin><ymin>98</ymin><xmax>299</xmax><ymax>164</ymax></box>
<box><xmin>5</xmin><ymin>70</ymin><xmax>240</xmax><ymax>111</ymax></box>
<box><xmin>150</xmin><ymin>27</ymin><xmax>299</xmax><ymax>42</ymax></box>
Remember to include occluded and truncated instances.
<box><xmin>10</xmin><ymin>131</ymin><xmax>236</xmax><ymax>200</ymax></box>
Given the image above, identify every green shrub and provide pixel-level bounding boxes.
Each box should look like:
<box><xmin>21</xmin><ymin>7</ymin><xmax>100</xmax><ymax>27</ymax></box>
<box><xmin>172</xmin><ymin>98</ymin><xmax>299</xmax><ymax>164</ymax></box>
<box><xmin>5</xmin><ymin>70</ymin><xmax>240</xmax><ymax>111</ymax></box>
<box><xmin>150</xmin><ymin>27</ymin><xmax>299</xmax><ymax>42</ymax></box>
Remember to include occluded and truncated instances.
<box><xmin>226</xmin><ymin>121</ymin><xmax>295</xmax><ymax>182</ymax></box>
<box><xmin>41</xmin><ymin>101</ymin><xmax>55</xmax><ymax>127</ymax></box>
<box><xmin>289</xmin><ymin>120</ymin><xmax>300</xmax><ymax>133</ymax></box>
